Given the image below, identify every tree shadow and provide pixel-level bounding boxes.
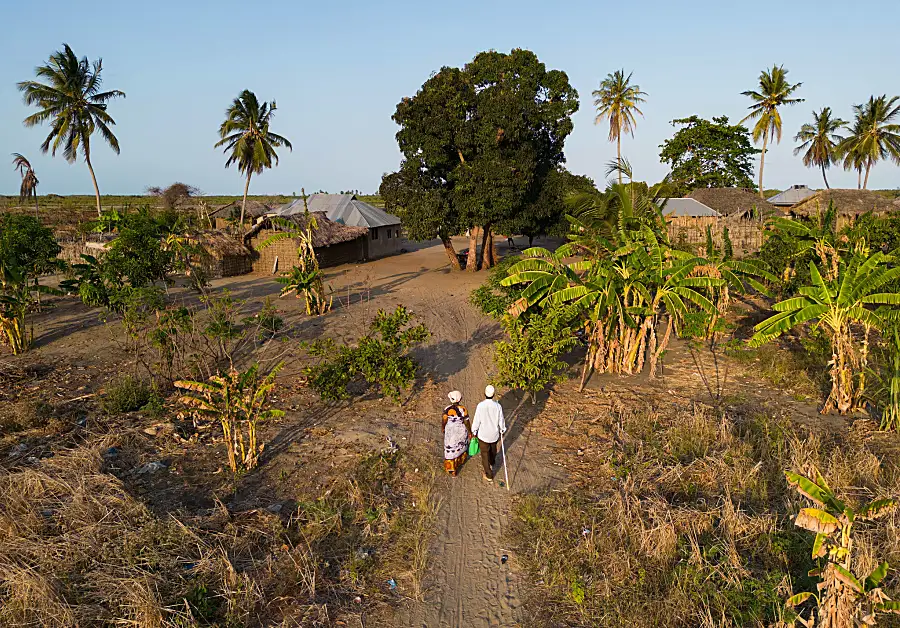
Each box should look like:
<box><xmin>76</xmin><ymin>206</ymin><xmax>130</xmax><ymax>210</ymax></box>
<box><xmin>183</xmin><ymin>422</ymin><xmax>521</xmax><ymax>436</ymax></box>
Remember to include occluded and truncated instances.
<box><xmin>413</xmin><ymin>323</ymin><xmax>503</xmax><ymax>384</ymax></box>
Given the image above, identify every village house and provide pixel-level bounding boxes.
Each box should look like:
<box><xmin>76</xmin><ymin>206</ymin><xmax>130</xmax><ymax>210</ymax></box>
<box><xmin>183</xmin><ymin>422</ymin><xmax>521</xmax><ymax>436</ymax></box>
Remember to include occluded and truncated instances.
<box><xmin>276</xmin><ymin>194</ymin><xmax>403</xmax><ymax>259</ymax></box>
<box><xmin>244</xmin><ymin>212</ymin><xmax>369</xmax><ymax>273</ymax></box>
<box><xmin>767</xmin><ymin>184</ymin><xmax>818</xmax><ymax>210</ymax></box>
<box><xmin>208</xmin><ymin>200</ymin><xmax>275</xmax><ymax>230</ymax></box>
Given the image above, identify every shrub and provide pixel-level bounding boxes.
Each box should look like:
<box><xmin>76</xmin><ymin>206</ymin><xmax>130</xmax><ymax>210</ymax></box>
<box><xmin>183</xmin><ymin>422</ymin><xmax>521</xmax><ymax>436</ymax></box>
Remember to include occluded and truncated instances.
<box><xmin>102</xmin><ymin>375</ymin><xmax>155</xmax><ymax>414</ymax></box>
<box><xmin>305</xmin><ymin>306</ymin><xmax>429</xmax><ymax>404</ymax></box>
<box><xmin>493</xmin><ymin>304</ymin><xmax>578</xmax><ymax>402</ymax></box>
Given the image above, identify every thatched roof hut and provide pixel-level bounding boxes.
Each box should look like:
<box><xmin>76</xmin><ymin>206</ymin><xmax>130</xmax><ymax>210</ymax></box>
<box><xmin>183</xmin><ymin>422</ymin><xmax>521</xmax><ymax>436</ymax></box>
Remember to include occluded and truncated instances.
<box><xmin>244</xmin><ymin>212</ymin><xmax>368</xmax><ymax>247</ymax></box>
<box><xmin>688</xmin><ymin>188</ymin><xmax>776</xmax><ymax>220</ymax></box>
<box><xmin>192</xmin><ymin>230</ymin><xmax>253</xmax><ymax>277</ymax></box>
<box><xmin>209</xmin><ymin>200</ymin><xmax>274</xmax><ymax>220</ymax></box>
<box><xmin>787</xmin><ymin>189</ymin><xmax>900</xmax><ymax>218</ymax></box>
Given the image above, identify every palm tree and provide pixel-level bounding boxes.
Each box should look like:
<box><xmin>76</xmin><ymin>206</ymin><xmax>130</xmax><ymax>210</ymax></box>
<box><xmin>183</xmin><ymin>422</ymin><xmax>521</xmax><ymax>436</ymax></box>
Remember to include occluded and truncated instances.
<box><xmin>215</xmin><ymin>90</ymin><xmax>292</xmax><ymax>228</ymax></box>
<box><xmin>17</xmin><ymin>44</ymin><xmax>125</xmax><ymax>217</ymax></box>
<box><xmin>592</xmin><ymin>70</ymin><xmax>647</xmax><ymax>185</ymax></box>
<box><xmin>12</xmin><ymin>154</ymin><xmax>39</xmax><ymax>216</ymax></box>
<box><xmin>793</xmin><ymin>108</ymin><xmax>847</xmax><ymax>189</ymax></box>
<box><xmin>741</xmin><ymin>65</ymin><xmax>804</xmax><ymax>197</ymax></box>
<box><xmin>838</xmin><ymin>96</ymin><xmax>900</xmax><ymax>190</ymax></box>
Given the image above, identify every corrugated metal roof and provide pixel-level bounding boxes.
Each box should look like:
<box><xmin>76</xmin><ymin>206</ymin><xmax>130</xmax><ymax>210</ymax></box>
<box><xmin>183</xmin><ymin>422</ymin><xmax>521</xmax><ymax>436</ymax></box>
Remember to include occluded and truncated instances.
<box><xmin>277</xmin><ymin>194</ymin><xmax>400</xmax><ymax>228</ymax></box>
<box><xmin>768</xmin><ymin>185</ymin><xmax>818</xmax><ymax>206</ymax></box>
<box><xmin>660</xmin><ymin>198</ymin><xmax>721</xmax><ymax>218</ymax></box>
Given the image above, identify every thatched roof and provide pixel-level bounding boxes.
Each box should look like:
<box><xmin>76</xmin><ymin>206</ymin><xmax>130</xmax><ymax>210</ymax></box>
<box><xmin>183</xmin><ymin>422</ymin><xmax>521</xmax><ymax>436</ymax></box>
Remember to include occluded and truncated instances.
<box><xmin>209</xmin><ymin>200</ymin><xmax>274</xmax><ymax>219</ymax></box>
<box><xmin>244</xmin><ymin>212</ymin><xmax>368</xmax><ymax>248</ymax></box>
<box><xmin>195</xmin><ymin>231</ymin><xmax>253</xmax><ymax>258</ymax></box>
<box><xmin>788</xmin><ymin>189</ymin><xmax>900</xmax><ymax>217</ymax></box>
<box><xmin>688</xmin><ymin>188</ymin><xmax>776</xmax><ymax>218</ymax></box>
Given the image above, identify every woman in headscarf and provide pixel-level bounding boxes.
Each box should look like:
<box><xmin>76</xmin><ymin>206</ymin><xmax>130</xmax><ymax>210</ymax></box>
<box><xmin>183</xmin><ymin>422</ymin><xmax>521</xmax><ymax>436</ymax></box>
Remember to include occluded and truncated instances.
<box><xmin>442</xmin><ymin>390</ymin><xmax>471</xmax><ymax>477</ymax></box>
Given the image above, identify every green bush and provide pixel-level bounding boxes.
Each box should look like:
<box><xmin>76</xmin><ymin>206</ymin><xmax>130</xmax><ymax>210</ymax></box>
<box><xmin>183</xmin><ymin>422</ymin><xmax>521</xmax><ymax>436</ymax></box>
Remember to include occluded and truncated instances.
<box><xmin>102</xmin><ymin>375</ymin><xmax>156</xmax><ymax>414</ymax></box>
<box><xmin>305</xmin><ymin>306</ymin><xmax>429</xmax><ymax>404</ymax></box>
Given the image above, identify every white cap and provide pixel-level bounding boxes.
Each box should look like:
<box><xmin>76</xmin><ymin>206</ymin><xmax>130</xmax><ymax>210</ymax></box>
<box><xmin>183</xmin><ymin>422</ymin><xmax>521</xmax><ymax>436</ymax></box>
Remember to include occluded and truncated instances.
<box><xmin>448</xmin><ymin>390</ymin><xmax>462</xmax><ymax>403</ymax></box>
<box><xmin>485</xmin><ymin>385</ymin><xmax>495</xmax><ymax>398</ymax></box>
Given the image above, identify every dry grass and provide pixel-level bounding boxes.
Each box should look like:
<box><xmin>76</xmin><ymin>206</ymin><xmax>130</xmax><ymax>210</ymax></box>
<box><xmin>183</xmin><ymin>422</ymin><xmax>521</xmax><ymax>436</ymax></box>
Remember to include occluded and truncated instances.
<box><xmin>509</xmin><ymin>401</ymin><xmax>900</xmax><ymax>627</ymax></box>
<box><xmin>0</xmin><ymin>435</ymin><xmax>438</xmax><ymax>626</ymax></box>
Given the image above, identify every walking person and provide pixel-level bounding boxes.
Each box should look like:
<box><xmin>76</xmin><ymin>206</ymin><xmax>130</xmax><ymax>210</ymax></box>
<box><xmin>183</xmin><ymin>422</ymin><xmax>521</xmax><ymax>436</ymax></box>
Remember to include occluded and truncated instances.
<box><xmin>471</xmin><ymin>385</ymin><xmax>506</xmax><ymax>482</ymax></box>
<box><xmin>442</xmin><ymin>391</ymin><xmax>471</xmax><ymax>477</ymax></box>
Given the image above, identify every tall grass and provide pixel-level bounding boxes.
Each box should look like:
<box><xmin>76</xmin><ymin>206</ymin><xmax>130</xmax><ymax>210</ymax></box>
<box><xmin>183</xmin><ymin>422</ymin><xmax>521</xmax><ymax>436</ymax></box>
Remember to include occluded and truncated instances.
<box><xmin>508</xmin><ymin>404</ymin><xmax>900</xmax><ymax>627</ymax></box>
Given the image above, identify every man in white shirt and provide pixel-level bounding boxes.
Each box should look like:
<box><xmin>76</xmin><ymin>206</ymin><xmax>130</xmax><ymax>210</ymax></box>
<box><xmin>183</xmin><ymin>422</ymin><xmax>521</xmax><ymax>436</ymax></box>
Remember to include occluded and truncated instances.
<box><xmin>471</xmin><ymin>385</ymin><xmax>506</xmax><ymax>482</ymax></box>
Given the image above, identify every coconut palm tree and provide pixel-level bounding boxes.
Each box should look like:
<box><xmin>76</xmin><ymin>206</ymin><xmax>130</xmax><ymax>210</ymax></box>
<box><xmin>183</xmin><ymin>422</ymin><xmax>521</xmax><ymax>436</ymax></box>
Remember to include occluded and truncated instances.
<box><xmin>215</xmin><ymin>90</ymin><xmax>292</xmax><ymax>228</ymax></box>
<box><xmin>17</xmin><ymin>44</ymin><xmax>125</xmax><ymax>217</ymax></box>
<box><xmin>12</xmin><ymin>154</ymin><xmax>39</xmax><ymax>216</ymax></box>
<box><xmin>741</xmin><ymin>65</ymin><xmax>804</xmax><ymax>197</ymax></box>
<box><xmin>793</xmin><ymin>108</ymin><xmax>847</xmax><ymax>189</ymax></box>
<box><xmin>838</xmin><ymin>96</ymin><xmax>900</xmax><ymax>190</ymax></box>
<box><xmin>592</xmin><ymin>70</ymin><xmax>647</xmax><ymax>185</ymax></box>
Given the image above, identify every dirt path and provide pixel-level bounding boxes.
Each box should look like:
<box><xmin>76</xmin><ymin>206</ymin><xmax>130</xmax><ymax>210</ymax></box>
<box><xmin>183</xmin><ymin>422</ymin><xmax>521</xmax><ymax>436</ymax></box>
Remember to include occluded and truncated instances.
<box><xmin>400</xmin><ymin>282</ymin><xmax>559</xmax><ymax>628</ymax></box>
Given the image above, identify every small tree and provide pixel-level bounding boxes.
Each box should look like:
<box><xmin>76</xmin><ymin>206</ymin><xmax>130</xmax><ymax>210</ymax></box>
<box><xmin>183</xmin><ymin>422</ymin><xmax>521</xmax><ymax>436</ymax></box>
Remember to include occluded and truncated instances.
<box><xmin>147</xmin><ymin>182</ymin><xmax>200</xmax><ymax>210</ymax></box>
<box><xmin>305</xmin><ymin>306</ymin><xmax>429</xmax><ymax>404</ymax></box>
<box><xmin>493</xmin><ymin>305</ymin><xmax>578</xmax><ymax>403</ymax></box>
<box><xmin>783</xmin><ymin>470</ymin><xmax>899</xmax><ymax>627</ymax></box>
<box><xmin>176</xmin><ymin>362</ymin><xmax>284</xmax><ymax>473</ymax></box>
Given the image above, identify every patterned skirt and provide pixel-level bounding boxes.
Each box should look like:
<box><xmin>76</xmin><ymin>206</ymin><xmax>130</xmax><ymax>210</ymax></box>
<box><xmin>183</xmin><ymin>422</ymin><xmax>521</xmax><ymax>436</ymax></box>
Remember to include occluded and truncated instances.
<box><xmin>444</xmin><ymin>451</ymin><xmax>468</xmax><ymax>476</ymax></box>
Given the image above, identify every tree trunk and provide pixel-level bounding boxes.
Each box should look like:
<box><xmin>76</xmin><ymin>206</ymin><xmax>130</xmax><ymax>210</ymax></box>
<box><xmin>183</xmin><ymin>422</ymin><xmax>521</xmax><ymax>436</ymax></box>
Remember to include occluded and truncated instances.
<box><xmin>863</xmin><ymin>160</ymin><xmax>872</xmax><ymax>190</ymax></box>
<box><xmin>648</xmin><ymin>315</ymin><xmax>673</xmax><ymax>379</ymax></box>
<box><xmin>857</xmin><ymin>168</ymin><xmax>862</xmax><ymax>190</ymax></box>
<box><xmin>85</xmin><ymin>149</ymin><xmax>102</xmax><ymax>217</ymax></box>
<box><xmin>757</xmin><ymin>132</ymin><xmax>768</xmax><ymax>198</ymax></box>
<box><xmin>466</xmin><ymin>227</ymin><xmax>478</xmax><ymax>272</ymax></box>
<box><xmin>528</xmin><ymin>235</ymin><xmax>534</xmax><ymax>247</ymax></box>
<box><xmin>441</xmin><ymin>236</ymin><xmax>461</xmax><ymax>270</ymax></box>
<box><xmin>477</xmin><ymin>225</ymin><xmax>491</xmax><ymax>270</ymax></box>
<box><xmin>616</xmin><ymin>134</ymin><xmax>622</xmax><ymax>185</ymax></box>
<box><xmin>822</xmin><ymin>163</ymin><xmax>830</xmax><ymax>190</ymax></box>
<box><xmin>34</xmin><ymin>186</ymin><xmax>39</xmax><ymax>219</ymax></box>
<box><xmin>240</xmin><ymin>172</ymin><xmax>252</xmax><ymax>231</ymax></box>
<box><xmin>486</xmin><ymin>230</ymin><xmax>497</xmax><ymax>268</ymax></box>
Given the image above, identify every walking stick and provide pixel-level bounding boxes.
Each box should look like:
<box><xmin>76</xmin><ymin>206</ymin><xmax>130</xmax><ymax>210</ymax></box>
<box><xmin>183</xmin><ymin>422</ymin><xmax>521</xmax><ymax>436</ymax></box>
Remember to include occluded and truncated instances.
<box><xmin>500</xmin><ymin>431</ymin><xmax>510</xmax><ymax>491</ymax></box>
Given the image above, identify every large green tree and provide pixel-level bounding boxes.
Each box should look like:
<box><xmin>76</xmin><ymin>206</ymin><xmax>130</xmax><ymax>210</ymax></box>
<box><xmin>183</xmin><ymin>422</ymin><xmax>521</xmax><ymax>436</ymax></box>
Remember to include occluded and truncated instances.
<box><xmin>740</xmin><ymin>65</ymin><xmax>803</xmax><ymax>197</ymax></box>
<box><xmin>383</xmin><ymin>49</ymin><xmax>579</xmax><ymax>271</ymax></box>
<box><xmin>593</xmin><ymin>70</ymin><xmax>647</xmax><ymax>185</ymax></box>
<box><xmin>17</xmin><ymin>43</ymin><xmax>125</xmax><ymax>217</ymax></box>
<box><xmin>838</xmin><ymin>95</ymin><xmax>900</xmax><ymax>190</ymax></box>
<box><xmin>658</xmin><ymin>115</ymin><xmax>759</xmax><ymax>196</ymax></box>
<box><xmin>793</xmin><ymin>107</ymin><xmax>847</xmax><ymax>189</ymax></box>
<box><xmin>215</xmin><ymin>90</ymin><xmax>292</xmax><ymax>228</ymax></box>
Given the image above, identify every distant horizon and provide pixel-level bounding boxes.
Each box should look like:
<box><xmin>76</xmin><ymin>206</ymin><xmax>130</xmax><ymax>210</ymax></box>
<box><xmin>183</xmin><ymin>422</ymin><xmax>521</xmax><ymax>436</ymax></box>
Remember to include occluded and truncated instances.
<box><xmin>3</xmin><ymin>0</ymin><xmax>898</xmax><ymax>196</ymax></box>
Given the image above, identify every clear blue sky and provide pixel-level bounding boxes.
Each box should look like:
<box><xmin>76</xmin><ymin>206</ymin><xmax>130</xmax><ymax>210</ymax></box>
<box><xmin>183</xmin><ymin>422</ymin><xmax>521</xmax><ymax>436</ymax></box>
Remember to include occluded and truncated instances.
<box><xmin>2</xmin><ymin>0</ymin><xmax>898</xmax><ymax>196</ymax></box>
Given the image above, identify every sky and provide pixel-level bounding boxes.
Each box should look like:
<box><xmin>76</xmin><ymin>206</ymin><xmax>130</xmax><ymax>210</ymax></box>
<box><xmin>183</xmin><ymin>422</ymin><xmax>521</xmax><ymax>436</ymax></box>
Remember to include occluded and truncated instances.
<box><xmin>1</xmin><ymin>0</ymin><xmax>898</xmax><ymax>197</ymax></box>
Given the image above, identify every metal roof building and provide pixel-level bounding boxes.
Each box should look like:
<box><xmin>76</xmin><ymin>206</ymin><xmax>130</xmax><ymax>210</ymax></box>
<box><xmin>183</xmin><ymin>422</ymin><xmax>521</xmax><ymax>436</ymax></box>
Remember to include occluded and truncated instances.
<box><xmin>768</xmin><ymin>185</ymin><xmax>818</xmax><ymax>207</ymax></box>
<box><xmin>277</xmin><ymin>194</ymin><xmax>401</xmax><ymax>228</ymax></box>
<box><xmin>660</xmin><ymin>198</ymin><xmax>721</xmax><ymax>218</ymax></box>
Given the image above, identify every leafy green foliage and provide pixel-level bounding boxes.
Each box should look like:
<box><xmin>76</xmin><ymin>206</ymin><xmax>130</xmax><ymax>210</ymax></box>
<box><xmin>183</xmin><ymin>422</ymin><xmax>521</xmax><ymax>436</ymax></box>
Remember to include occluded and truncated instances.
<box><xmin>493</xmin><ymin>304</ymin><xmax>578</xmax><ymax>402</ymax></box>
<box><xmin>659</xmin><ymin>115</ymin><xmax>760</xmax><ymax>196</ymax></box>
<box><xmin>469</xmin><ymin>254</ymin><xmax>526</xmax><ymax>318</ymax></box>
<box><xmin>381</xmin><ymin>49</ymin><xmax>579</xmax><ymax>268</ymax></box>
<box><xmin>0</xmin><ymin>214</ymin><xmax>61</xmax><ymax>279</ymax></box>
<box><xmin>103</xmin><ymin>211</ymin><xmax>172</xmax><ymax>287</ymax></box>
<box><xmin>305</xmin><ymin>306</ymin><xmax>429</xmax><ymax>404</ymax></box>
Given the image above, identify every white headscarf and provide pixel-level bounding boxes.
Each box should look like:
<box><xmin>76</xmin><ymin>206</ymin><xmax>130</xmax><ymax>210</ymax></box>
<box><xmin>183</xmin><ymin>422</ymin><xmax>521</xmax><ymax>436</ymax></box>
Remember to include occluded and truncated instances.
<box><xmin>448</xmin><ymin>390</ymin><xmax>462</xmax><ymax>404</ymax></box>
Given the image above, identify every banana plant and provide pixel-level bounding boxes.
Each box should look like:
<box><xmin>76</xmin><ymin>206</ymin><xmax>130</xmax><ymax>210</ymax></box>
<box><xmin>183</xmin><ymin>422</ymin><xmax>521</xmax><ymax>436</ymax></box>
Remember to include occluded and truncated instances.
<box><xmin>751</xmin><ymin>252</ymin><xmax>900</xmax><ymax>414</ymax></box>
<box><xmin>783</xmin><ymin>470</ymin><xmax>899</xmax><ymax>627</ymax></box>
<box><xmin>0</xmin><ymin>262</ymin><xmax>32</xmax><ymax>355</ymax></box>
<box><xmin>175</xmin><ymin>362</ymin><xmax>284</xmax><ymax>473</ymax></box>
